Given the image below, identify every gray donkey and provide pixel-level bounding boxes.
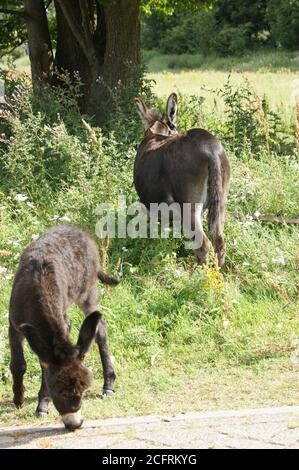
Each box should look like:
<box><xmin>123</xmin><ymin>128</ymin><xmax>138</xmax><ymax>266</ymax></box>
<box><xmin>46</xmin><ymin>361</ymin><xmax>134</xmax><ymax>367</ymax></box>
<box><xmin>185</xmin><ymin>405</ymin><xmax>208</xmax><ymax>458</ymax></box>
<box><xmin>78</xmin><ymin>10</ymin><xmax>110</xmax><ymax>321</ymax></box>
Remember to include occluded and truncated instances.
<box><xmin>9</xmin><ymin>225</ymin><xmax>118</xmax><ymax>430</ymax></box>
<box><xmin>134</xmin><ymin>93</ymin><xmax>231</xmax><ymax>267</ymax></box>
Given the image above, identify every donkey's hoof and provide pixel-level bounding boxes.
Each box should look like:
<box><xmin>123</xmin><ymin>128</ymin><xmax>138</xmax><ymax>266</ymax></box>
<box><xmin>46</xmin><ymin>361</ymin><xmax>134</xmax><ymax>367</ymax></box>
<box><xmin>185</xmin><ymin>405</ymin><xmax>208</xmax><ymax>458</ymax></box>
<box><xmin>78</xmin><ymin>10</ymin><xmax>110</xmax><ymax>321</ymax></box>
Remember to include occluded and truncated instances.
<box><xmin>13</xmin><ymin>396</ymin><xmax>24</xmax><ymax>408</ymax></box>
<box><xmin>102</xmin><ymin>389</ymin><xmax>114</xmax><ymax>399</ymax></box>
<box><xmin>36</xmin><ymin>410</ymin><xmax>48</xmax><ymax>418</ymax></box>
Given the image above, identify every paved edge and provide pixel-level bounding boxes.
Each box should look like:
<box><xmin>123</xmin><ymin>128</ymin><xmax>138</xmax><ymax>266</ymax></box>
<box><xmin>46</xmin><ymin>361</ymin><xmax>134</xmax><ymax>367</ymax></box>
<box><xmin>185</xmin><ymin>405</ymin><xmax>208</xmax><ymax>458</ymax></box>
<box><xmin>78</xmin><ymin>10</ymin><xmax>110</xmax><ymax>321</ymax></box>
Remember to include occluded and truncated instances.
<box><xmin>1</xmin><ymin>405</ymin><xmax>299</xmax><ymax>434</ymax></box>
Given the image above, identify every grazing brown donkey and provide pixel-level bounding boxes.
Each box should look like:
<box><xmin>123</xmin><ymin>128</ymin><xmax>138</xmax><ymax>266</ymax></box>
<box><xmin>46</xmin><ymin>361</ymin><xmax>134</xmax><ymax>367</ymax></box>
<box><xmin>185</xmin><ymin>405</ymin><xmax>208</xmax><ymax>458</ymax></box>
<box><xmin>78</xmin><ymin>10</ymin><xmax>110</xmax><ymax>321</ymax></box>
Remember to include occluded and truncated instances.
<box><xmin>9</xmin><ymin>225</ymin><xmax>118</xmax><ymax>430</ymax></box>
<box><xmin>134</xmin><ymin>93</ymin><xmax>231</xmax><ymax>267</ymax></box>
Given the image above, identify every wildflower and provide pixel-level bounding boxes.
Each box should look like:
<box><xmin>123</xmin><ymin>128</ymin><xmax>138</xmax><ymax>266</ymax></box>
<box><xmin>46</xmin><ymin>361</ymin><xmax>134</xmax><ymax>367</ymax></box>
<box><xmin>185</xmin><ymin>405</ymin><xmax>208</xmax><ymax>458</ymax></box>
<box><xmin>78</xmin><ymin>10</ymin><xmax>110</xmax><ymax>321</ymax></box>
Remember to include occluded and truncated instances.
<box><xmin>0</xmin><ymin>266</ymin><xmax>8</xmax><ymax>274</ymax></box>
<box><xmin>175</xmin><ymin>269</ymin><xmax>182</xmax><ymax>277</ymax></box>
<box><xmin>60</xmin><ymin>215</ymin><xmax>71</xmax><ymax>222</ymax></box>
<box><xmin>122</xmin><ymin>246</ymin><xmax>128</xmax><ymax>252</ymax></box>
<box><xmin>15</xmin><ymin>194</ymin><xmax>28</xmax><ymax>202</ymax></box>
<box><xmin>243</xmin><ymin>220</ymin><xmax>254</xmax><ymax>228</ymax></box>
<box><xmin>26</xmin><ymin>201</ymin><xmax>35</xmax><ymax>209</ymax></box>
<box><xmin>253</xmin><ymin>211</ymin><xmax>261</xmax><ymax>218</ymax></box>
<box><xmin>31</xmin><ymin>234</ymin><xmax>39</xmax><ymax>241</ymax></box>
<box><xmin>202</xmin><ymin>264</ymin><xmax>224</xmax><ymax>293</ymax></box>
<box><xmin>0</xmin><ymin>250</ymin><xmax>11</xmax><ymax>257</ymax></box>
<box><xmin>272</xmin><ymin>256</ymin><xmax>285</xmax><ymax>266</ymax></box>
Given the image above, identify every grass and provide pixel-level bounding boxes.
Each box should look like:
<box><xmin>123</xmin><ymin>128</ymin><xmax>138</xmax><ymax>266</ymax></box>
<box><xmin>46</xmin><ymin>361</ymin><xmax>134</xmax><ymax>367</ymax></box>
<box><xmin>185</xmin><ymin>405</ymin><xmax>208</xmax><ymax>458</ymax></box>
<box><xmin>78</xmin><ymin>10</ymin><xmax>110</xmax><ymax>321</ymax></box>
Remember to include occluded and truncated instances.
<box><xmin>1</xmin><ymin>358</ymin><xmax>299</xmax><ymax>428</ymax></box>
<box><xmin>143</xmin><ymin>49</ymin><xmax>299</xmax><ymax>124</ymax></box>
<box><xmin>143</xmin><ymin>49</ymin><xmax>299</xmax><ymax>73</ymax></box>
<box><xmin>0</xmin><ymin>49</ymin><xmax>299</xmax><ymax>427</ymax></box>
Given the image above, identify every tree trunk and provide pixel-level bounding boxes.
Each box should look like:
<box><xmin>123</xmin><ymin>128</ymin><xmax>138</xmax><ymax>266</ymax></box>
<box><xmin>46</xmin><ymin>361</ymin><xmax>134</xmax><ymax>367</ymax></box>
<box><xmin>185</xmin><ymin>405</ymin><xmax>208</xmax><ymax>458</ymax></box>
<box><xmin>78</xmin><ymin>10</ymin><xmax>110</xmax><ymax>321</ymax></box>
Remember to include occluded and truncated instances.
<box><xmin>103</xmin><ymin>0</ymin><xmax>141</xmax><ymax>89</ymax></box>
<box><xmin>24</xmin><ymin>0</ymin><xmax>53</xmax><ymax>90</ymax></box>
<box><xmin>53</xmin><ymin>0</ymin><xmax>141</xmax><ymax>124</ymax></box>
<box><xmin>54</xmin><ymin>0</ymin><xmax>91</xmax><ymax>109</ymax></box>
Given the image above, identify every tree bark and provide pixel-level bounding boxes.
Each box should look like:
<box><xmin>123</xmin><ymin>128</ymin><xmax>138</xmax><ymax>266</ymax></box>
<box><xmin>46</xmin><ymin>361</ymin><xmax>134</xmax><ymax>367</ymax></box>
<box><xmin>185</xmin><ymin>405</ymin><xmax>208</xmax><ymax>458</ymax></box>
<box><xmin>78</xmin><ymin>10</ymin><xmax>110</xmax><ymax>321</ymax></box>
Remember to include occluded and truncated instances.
<box><xmin>103</xmin><ymin>0</ymin><xmax>141</xmax><ymax>89</ymax></box>
<box><xmin>22</xmin><ymin>0</ymin><xmax>142</xmax><ymax>123</ymax></box>
<box><xmin>24</xmin><ymin>0</ymin><xmax>53</xmax><ymax>90</ymax></box>
<box><xmin>54</xmin><ymin>0</ymin><xmax>91</xmax><ymax>107</ymax></box>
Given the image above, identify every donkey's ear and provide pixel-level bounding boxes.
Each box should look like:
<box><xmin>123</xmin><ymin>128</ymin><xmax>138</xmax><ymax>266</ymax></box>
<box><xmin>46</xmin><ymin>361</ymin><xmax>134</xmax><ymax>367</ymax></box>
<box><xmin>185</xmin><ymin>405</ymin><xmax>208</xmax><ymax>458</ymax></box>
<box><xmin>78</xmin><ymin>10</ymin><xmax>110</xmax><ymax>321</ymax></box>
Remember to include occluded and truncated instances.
<box><xmin>77</xmin><ymin>311</ymin><xmax>101</xmax><ymax>359</ymax></box>
<box><xmin>134</xmin><ymin>97</ymin><xmax>152</xmax><ymax>128</ymax></box>
<box><xmin>20</xmin><ymin>324</ymin><xmax>52</xmax><ymax>365</ymax></box>
<box><xmin>166</xmin><ymin>93</ymin><xmax>178</xmax><ymax>127</ymax></box>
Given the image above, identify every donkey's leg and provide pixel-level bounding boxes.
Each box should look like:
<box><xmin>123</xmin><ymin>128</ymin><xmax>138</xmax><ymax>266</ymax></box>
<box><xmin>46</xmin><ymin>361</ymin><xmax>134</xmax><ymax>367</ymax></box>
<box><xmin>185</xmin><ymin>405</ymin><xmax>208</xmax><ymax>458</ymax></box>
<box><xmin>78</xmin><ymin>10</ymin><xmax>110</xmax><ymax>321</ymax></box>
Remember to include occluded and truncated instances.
<box><xmin>80</xmin><ymin>284</ymin><xmax>116</xmax><ymax>397</ymax></box>
<box><xmin>195</xmin><ymin>232</ymin><xmax>210</xmax><ymax>265</ymax></box>
<box><xmin>9</xmin><ymin>324</ymin><xmax>26</xmax><ymax>407</ymax></box>
<box><xmin>36</xmin><ymin>365</ymin><xmax>50</xmax><ymax>417</ymax></box>
<box><xmin>96</xmin><ymin>315</ymin><xmax>116</xmax><ymax>396</ymax></box>
<box><xmin>210</xmin><ymin>201</ymin><xmax>227</xmax><ymax>268</ymax></box>
<box><xmin>184</xmin><ymin>202</ymin><xmax>210</xmax><ymax>265</ymax></box>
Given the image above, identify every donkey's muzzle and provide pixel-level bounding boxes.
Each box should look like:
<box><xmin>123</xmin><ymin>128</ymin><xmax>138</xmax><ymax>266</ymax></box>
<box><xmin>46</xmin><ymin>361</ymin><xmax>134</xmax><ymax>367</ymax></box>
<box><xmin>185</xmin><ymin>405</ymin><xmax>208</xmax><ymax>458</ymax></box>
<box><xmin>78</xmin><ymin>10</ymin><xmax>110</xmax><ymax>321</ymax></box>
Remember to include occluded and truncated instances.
<box><xmin>61</xmin><ymin>410</ymin><xmax>84</xmax><ymax>431</ymax></box>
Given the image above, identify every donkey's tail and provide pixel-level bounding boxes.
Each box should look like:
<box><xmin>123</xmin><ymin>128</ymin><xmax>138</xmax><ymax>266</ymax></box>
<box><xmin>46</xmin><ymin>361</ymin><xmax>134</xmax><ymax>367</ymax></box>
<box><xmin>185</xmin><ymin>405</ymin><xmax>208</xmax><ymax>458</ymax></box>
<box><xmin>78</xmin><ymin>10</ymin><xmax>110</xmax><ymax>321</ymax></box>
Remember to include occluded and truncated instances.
<box><xmin>98</xmin><ymin>269</ymin><xmax>119</xmax><ymax>286</ymax></box>
<box><xmin>207</xmin><ymin>153</ymin><xmax>222</xmax><ymax>237</ymax></box>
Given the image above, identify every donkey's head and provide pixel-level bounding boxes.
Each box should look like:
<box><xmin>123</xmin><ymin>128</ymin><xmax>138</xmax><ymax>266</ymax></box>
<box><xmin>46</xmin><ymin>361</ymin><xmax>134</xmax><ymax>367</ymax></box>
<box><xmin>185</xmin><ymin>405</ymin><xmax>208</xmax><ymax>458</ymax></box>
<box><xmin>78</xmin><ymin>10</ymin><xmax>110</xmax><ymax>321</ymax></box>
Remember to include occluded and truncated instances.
<box><xmin>20</xmin><ymin>311</ymin><xmax>101</xmax><ymax>430</ymax></box>
<box><xmin>134</xmin><ymin>93</ymin><xmax>178</xmax><ymax>137</ymax></box>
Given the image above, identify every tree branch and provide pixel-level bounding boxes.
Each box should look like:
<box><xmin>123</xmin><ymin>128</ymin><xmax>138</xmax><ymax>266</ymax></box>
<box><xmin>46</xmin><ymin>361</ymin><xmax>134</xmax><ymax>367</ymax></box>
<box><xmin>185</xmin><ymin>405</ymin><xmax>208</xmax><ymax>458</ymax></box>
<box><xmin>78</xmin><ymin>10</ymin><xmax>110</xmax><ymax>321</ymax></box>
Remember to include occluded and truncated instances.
<box><xmin>0</xmin><ymin>38</ymin><xmax>26</xmax><ymax>59</ymax></box>
<box><xmin>0</xmin><ymin>8</ymin><xmax>26</xmax><ymax>17</ymax></box>
<box><xmin>55</xmin><ymin>0</ymin><xmax>87</xmax><ymax>57</ymax></box>
<box><xmin>78</xmin><ymin>0</ymin><xmax>97</xmax><ymax>61</ymax></box>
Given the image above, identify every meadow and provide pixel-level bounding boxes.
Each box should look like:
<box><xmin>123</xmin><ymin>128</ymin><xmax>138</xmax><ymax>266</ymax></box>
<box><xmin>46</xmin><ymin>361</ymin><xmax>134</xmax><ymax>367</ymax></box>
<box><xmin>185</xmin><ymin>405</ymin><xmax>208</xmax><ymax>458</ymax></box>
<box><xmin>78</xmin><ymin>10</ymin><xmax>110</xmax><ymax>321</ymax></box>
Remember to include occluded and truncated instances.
<box><xmin>0</xmin><ymin>50</ymin><xmax>298</xmax><ymax>426</ymax></box>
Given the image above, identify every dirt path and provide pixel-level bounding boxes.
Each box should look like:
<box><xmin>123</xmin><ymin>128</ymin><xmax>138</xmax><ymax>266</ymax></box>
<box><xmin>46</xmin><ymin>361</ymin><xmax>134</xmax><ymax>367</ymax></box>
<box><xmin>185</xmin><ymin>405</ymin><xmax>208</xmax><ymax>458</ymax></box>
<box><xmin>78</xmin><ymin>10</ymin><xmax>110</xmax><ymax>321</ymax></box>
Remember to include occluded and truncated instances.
<box><xmin>1</xmin><ymin>406</ymin><xmax>299</xmax><ymax>449</ymax></box>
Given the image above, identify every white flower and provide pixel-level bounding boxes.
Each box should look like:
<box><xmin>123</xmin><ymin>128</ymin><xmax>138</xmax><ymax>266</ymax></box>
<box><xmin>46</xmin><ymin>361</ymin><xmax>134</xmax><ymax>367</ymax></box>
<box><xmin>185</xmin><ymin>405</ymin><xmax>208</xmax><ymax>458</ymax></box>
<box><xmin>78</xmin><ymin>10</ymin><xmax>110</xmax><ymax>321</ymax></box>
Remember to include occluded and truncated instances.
<box><xmin>272</xmin><ymin>256</ymin><xmax>285</xmax><ymax>266</ymax></box>
<box><xmin>122</xmin><ymin>246</ymin><xmax>128</xmax><ymax>252</ymax></box>
<box><xmin>12</xmin><ymin>240</ymin><xmax>21</xmax><ymax>247</ymax></box>
<box><xmin>26</xmin><ymin>202</ymin><xmax>35</xmax><ymax>208</ymax></box>
<box><xmin>253</xmin><ymin>211</ymin><xmax>261</xmax><ymax>218</ymax></box>
<box><xmin>243</xmin><ymin>220</ymin><xmax>254</xmax><ymax>227</ymax></box>
<box><xmin>15</xmin><ymin>194</ymin><xmax>28</xmax><ymax>202</ymax></box>
<box><xmin>31</xmin><ymin>234</ymin><xmax>39</xmax><ymax>241</ymax></box>
<box><xmin>0</xmin><ymin>266</ymin><xmax>8</xmax><ymax>274</ymax></box>
<box><xmin>0</xmin><ymin>205</ymin><xmax>6</xmax><ymax>211</ymax></box>
<box><xmin>175</xmin><ymin>269</ymin><xmax>182</xmax><ymax>277</ymax></box>
<box><xmin>60</xmin><ymin>215</ymin><xmax>71</xmax><ymax>222</ymax></box>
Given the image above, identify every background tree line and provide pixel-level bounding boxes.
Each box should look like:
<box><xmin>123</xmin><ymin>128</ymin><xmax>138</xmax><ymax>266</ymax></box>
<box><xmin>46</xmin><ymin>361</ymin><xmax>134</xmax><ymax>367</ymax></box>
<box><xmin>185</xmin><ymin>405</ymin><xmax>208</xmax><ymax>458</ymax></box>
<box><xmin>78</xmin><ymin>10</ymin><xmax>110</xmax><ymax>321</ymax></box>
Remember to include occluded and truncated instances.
<box><xmin>142</xmin><ymin>0</ymin><xmax>299</xmax><ymax>56</ymax></box>
<box><xmin>0</xmin><ymin>0</ymin><xmax>298</xmax><ymax>125</ymax></box>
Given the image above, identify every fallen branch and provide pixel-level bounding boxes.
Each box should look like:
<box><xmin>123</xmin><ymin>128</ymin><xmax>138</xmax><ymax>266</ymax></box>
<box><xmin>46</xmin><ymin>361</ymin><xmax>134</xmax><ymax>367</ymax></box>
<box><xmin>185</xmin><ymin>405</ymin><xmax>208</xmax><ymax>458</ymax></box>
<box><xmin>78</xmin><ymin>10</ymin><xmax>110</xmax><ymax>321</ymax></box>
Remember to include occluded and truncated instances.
<box><xmin>251</xmin><ymin>214</ymin><xmax>299</xmax><ymax>224</ymax></box>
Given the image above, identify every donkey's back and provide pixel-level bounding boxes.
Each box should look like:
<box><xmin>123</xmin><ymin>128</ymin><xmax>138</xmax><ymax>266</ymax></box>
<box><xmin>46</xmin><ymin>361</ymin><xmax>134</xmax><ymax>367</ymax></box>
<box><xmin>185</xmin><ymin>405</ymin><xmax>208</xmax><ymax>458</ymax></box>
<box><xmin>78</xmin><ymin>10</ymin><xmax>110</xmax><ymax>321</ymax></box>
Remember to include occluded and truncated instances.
<box><xmin>134</xmin><ymin>94</ymin><xmax>231</xmax><ymax>267</ymax></box>
<box><xmin>135</xmin><ymin>128</ymin><xmax>229</xmax><ymax>206</ymax></box>
<box><xmin>10</xmin><ymin>225</ymin><xmax>101</xmax><ymax>325</ymax></box>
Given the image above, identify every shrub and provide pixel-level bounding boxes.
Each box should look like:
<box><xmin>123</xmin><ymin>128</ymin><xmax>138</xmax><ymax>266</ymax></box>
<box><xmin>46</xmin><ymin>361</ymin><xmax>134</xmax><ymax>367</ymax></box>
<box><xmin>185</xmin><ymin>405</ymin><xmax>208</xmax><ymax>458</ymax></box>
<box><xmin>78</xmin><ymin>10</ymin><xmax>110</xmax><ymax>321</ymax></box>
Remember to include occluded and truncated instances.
<box><xmin>159</xmin><ymin>11</ymin><xmax>216</xmax><ymax>56</ymax></box>
<box><xmin>212</xmin><ymin>24</ymin><xmax>251</xmax><ymax>57</ymax></box>
<box><xmin>267</xmin><ymin>0</ymin><xmax>299</xmax><ymax>49</ymax></box>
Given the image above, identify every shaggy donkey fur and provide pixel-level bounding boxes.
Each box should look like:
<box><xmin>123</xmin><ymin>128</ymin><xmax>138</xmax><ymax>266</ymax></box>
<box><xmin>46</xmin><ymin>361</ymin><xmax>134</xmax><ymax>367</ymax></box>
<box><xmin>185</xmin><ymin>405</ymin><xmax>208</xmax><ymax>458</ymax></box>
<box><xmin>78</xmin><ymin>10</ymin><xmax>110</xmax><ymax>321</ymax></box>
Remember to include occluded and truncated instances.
<box><xmin>9</xmin><ymin>225</ymin><xmax>118</xmax><ymax>430</ymax></box>
<box><xmin>134</xmin><ymin>93</ymin><xmax>231</xmax><ymax>267</ymax></box>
